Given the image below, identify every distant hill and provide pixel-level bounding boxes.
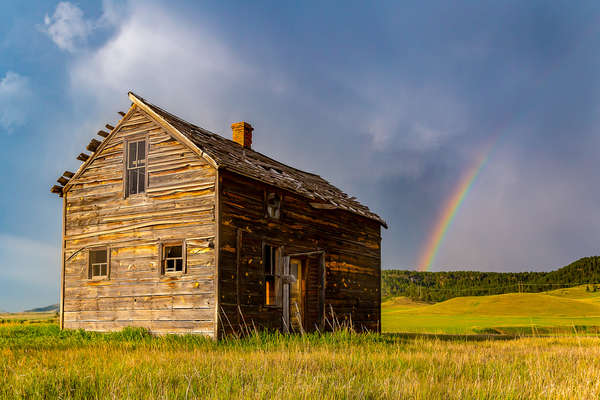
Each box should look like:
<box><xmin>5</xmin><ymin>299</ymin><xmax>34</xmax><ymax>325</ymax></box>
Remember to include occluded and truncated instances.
<box><xmin>424</xmin><ymin>292</ymin><xmax>600</xmax><ymax>317</ymax></box>
<box><xmin>381</xmin><ymin>287</ymin><xmax>600</xmax><ymax>334</ymax></box>
<box><xmin>383</xmin><ymin>256</ymin><xmax>600</xmax><ymax>302</ymax></box>
<box><xmin>24</xmin><ymin>304</ymin><xmax>59</xmax><ymax>313</ymax></box>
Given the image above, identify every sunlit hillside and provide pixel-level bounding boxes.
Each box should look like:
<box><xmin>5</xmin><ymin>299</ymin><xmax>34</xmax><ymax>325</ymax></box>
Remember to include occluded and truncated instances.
<box><xmin>382</xmin><ymin>286</ymin><xmax>600</xmax><ymax>335</ymax></box>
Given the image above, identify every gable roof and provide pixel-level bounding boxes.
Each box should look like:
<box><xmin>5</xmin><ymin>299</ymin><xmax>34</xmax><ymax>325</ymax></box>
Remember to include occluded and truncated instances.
<box><xmin>54</xmin><ymin>92</ymin><xmax>387</xmax><ymax>228</ymax></box>
<box><xmin>130</xmin><ymin>92</ymin><xmax>386</xmax><ymax>228</ymax></box>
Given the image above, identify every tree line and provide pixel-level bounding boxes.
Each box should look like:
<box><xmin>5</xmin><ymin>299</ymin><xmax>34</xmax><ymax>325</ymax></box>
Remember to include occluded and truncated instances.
<box><xmin>382</xmin><ymin>256</ymin><xmax>600</xmax><ymax>302</ymax></box>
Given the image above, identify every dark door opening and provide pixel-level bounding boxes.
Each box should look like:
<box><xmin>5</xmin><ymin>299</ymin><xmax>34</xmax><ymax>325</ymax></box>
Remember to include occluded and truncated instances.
<box><xmin>283</xmin><ymin>252</ymin><xmax>325</xmax><ymax>333</ymax></box>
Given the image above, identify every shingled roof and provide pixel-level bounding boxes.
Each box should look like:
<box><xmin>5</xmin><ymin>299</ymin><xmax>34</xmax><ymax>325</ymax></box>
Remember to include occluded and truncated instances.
<box><xmin>130</xmin><ymin>92</ymin><xmax>387</xmax><ymax>227</ymax></box>
<box><xmin>56</xmin><ymin>92</ymin><xmax>386</xmax><ymax>227</ymax></box>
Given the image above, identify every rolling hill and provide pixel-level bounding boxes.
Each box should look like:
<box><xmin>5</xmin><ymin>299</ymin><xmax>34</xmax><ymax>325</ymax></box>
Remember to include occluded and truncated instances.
<box><xmin>382</xmin><ymin>285</ymin><xmax>600</xmax><ymax>334</ymax></box>
<box><xmin>23</xmin><ymin>304</ymin><xmax>59</xmax><ymax>313</ymax></box>
<box><xmin>422</xmin><ymin>292</ymin><xmax>600</xmax><ymax>317</ymax></box>
<box><xmin>383</xmin><ymin>256</ymin><xmax>600</xmax><ymax>302</ymax></box>
<box><xmin>546</xmin><ymin>285</ymin><xmax>600</xmax><ymax>301</ymax></box>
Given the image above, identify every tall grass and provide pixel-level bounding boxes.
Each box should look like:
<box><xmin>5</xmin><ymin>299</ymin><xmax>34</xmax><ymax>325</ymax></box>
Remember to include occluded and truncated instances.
<box><xmin>1</xmin><ymin>322</ymin><xmax>599</xmax><ymax>399</ymax></box>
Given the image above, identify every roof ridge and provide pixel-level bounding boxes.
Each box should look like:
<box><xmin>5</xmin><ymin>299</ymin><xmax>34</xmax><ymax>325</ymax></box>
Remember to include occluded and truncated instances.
<box><xmin>129</xmin><ymin>91</ymin><xmax>220</xmax><ymax>137</ymax></box>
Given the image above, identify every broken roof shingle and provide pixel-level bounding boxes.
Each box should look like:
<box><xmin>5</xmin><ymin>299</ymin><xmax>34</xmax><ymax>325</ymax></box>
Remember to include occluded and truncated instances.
<box><xmin>132</xmin><ymin>92</ymin><xmax>387</xmax><ymax>228</ymax></box>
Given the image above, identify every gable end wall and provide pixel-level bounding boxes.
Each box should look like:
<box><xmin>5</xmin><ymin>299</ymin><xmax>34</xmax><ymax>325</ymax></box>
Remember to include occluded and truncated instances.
<box><xmin>62</xmin><ymin>106</ymin><xmax>217</xmax><ymax>336</ymax></box>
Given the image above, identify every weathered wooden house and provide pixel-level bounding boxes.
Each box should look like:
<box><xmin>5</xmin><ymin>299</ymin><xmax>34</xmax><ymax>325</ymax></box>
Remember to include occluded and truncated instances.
<box><xmin>51</xmin><ymin>92</ymin><xmax>386</xmax><ymax>338</ymax></box>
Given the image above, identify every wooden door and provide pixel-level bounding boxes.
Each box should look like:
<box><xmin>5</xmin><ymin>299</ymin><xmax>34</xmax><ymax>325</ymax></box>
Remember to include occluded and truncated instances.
<box><xmin>282</xmin><ymin>252</ymin><xmax>324</xmax><ymax>333</ymax></box>
<box><xmin>289</xmin><ymin>258</ymin><xmax>305</xmax><ymax>333</ymax></box>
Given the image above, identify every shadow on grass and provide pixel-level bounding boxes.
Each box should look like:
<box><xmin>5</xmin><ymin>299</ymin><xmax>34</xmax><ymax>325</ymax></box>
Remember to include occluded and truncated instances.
<box><xmin>385</xmin><ymin>325</ymin><xmax>600</xmax><ymax>341</ymax></box>
<box><xmin>2</xmin><ymin>322</ymin><xmax>599</xmax><ymax>350</ymax></box>
<box><xmin>384</xmin><ymin>332</ymin><xmax>520</xmax><ymax>342</ymax></box>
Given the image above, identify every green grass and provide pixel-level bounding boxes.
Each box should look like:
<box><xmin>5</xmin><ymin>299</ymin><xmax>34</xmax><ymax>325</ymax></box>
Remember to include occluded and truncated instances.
<box><xmin>382</xmin><ymin>286</ymin><xmax>600</xmax><ymax>335</ymax></box>
<box><xmin>381</xmin><ymin>296</ymin><xmax>430</xmax><ymax>310</ymax></box>
<box><xmin>546</xmin><ymin>284</ymin><xmax>600</xmax><ymax>300</ymax></box>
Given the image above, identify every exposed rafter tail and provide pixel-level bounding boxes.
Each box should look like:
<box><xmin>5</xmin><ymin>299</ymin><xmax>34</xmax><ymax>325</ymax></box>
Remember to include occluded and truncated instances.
<box><xmin>77</xmin><ymin>153</ymin><xmax>90</xmax><ymax>162</ymax></box>
<box><xmin>50</xmin><ymin>185</ymin><xmax>64</xmax><ymax>197</ymax></box>
<box><xmin>61</xmin><ymin>100</ymin><xmax>137</xmax><ymax>195</ymax></box>
<box><xmin>86</xmin><ymin>138</ymin><xmax>102</xmax><ymax>152</ymax></box>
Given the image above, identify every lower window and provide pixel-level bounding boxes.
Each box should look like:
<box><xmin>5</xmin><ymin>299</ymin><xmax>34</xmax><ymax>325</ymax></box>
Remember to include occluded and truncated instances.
<box><xmin>89</xmin><ymin>248</ymin><xmax>108</xmax><ymax>279</ymax></box>
<box><xmin>264</xmin><ymin>244</ymin><xmax>281</xmax><ymax>306</ymax></box>
<box><xmin>162</xmin><ymin>243</ymin><xmax>185</xmax><ymax>273</ymax></box>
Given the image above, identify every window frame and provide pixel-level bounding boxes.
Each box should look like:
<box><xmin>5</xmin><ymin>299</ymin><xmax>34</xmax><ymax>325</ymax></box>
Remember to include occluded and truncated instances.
<box><xmin>263</xmin><ymin>242</ymin><xmax>282</xmax><ymax>307</ymax></box>
<box><xmin>264</xmin><ymin>191</ymin><xmax>282</xmax><ymax>220</ymax></box>
<box><xmin>123</xmin><ymin>134</ymin><xmax>149</xmax><ymax>198</ymax></box>
<box><xmin>158</xmin><ymin>240</ymin><xmax>187</xmax><ymax>276</ymax></box>
<box><xmin>88</xmin><ymin>247</ymin><xmax>110</xmax><ymax>280</ymax></box>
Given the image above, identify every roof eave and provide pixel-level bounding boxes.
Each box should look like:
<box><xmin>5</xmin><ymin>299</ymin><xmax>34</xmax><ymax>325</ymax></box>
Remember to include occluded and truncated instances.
<box><xmin>219</xmin><ymin>165</ymin><xmax>387</xmax><ymax>228</ymax></box>
<box><xmin>62</xmin><ymin>103</ymin><xmax>138</xmax><ymax>194</ymax></box>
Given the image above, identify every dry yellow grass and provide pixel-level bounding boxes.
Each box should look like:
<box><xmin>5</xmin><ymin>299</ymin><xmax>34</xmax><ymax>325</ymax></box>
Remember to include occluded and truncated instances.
<box><xmin>1</xmin><ymin>323</ymin><xmax>600</xmax><ymax>399</ymax></box>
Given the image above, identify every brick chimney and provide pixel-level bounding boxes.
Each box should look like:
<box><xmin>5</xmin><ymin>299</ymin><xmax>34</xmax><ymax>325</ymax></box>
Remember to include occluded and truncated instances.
<box><xmin>231</xmin><ymin>122</ymin><xmax>253</xmax><ymax>149</ymax></box>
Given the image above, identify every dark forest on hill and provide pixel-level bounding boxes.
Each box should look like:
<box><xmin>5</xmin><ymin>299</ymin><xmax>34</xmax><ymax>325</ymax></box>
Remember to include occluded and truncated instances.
<box><xmin>382</xmin><ymin>256</ymin><xmax>600</xmax><ymax>302</ymax></box>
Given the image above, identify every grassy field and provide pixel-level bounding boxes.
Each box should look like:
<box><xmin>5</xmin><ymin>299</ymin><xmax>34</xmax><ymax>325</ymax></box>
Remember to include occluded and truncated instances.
<box><xmin>0</xmin><ymin>311</ymin><xmax>57</xmax><ymax>324</ymax></box>
<box><xmin>2</xmin><ymin>286</ymin><xmax>600</xmax><ymax>398</ymax></box>
<box><xmin>382</xmin><ymin>285</ymin><xmax>600</xmax><ymax>335</ymax></box>
<box><xmin>1</xmin><ymin>323</ymin><xmax>600</xmax><ymax>399</ymax></box>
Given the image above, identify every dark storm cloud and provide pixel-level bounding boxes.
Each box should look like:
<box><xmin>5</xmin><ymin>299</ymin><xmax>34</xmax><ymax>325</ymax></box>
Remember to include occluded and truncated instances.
<box><xmin>61</xmin><ymin>0</ymin><xmax>600</xmax><ymax>272</ymax></box>
<box><xmin>2</xmin><ymin>0</ymin><xmax>600</xmax><ymax>309</ymax></box>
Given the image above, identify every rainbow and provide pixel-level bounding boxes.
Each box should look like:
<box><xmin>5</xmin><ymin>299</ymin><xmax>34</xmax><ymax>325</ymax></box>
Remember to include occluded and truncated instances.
<box><xmin>416</xmin><ymin>140</ymin><xmax>496</xmax><ymax>271</ymax></box>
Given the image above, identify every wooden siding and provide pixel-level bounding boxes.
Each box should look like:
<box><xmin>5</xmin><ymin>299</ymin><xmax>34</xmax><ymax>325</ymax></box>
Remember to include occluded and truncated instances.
<box><xmin>218</xmin><ymin>170</ymin><xmax>381</xmax><ymax>336</ymax></box>
<box><xmin>63</xmin><ymin>106</ymin><xmax>217</xmax><ymax>336</ymax></box>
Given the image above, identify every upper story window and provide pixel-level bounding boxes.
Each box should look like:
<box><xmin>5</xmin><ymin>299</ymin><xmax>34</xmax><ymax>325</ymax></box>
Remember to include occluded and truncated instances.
<box><xmin>89</xmin><ymin>248</ymin><xmax>108</xmax><ymax>279</ymax></box>
<box><xmin>266</xmin><ymin>192</ymin><xmax>281</xmax><ymax>219</ymax></box>
<box><xmin>126</xmin><ymin>139</ymin><xmax>146</xmax><ymax>197</ymax></box>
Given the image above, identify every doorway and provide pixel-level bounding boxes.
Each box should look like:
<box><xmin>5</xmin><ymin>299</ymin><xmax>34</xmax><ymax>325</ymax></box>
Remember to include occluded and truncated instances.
<box><xmin>282</xmin><ymin>252</ymin><xmax>325</xmax><ymax>333</ymax></box>
<box><xmin>289</xmin><ymin>258</ymin><xmax>306</xmax><ymax>332</ymax></box>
